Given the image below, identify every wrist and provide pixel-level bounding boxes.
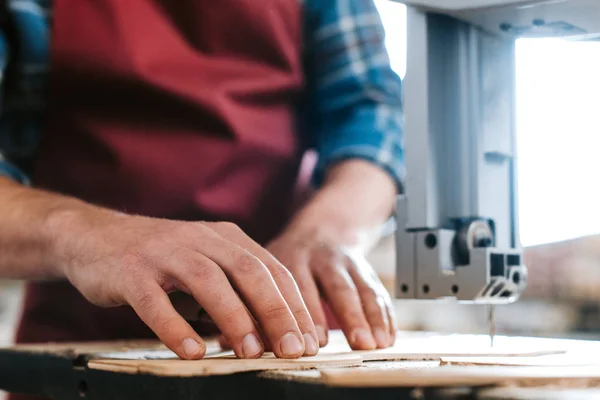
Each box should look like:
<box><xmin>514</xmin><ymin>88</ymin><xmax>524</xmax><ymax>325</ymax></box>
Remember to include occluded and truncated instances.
<box><xmin>305</xmin><ymin>160</ymin><xmax>395</xmax><ymax>224</ymax></box>
<box><xmin>282</xmin><ymin>160</ymin><xmax>396</xmax><ymax>249</ymax></box>
<box><xmin>43</xmin><ymin>200</ymin><xmax>118</xmax><ymax>278</ymax></box>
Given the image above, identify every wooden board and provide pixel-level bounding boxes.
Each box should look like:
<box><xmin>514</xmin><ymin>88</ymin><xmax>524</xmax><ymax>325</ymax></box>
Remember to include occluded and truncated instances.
<box><xmin>477</xmin><ymin>387</ymin><xmax>600</xmax><ymax>400</ymax></box>
<box><xmin>89</xmin><ymin>352</ymin><xmax>364</xmax><ymax>377</ymax></box>
<box><xmin>440</xmin><ymin>354</ymin><xmax>600</xmax><ymax>367</ymax></box>
<box><xmin>83</xmin><ymin>331</ymin><xmax>568</xmax><ymax>377</ymax></box>
<box><xmin>318</xmin><ymin>365</ymin><xmax>600</xmax><ymax>388</ymax></box>
<box><xmin>8</xmin><ymin>330</ymin><xmax>600</xmax><ymax>395</ymax></box>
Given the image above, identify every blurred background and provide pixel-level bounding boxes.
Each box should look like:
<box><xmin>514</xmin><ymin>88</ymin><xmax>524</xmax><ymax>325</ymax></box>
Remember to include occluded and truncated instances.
<box><xmin>1</xmin><ymin>1</ymin><xmax>600</xmax><ymax>347</ymax></box>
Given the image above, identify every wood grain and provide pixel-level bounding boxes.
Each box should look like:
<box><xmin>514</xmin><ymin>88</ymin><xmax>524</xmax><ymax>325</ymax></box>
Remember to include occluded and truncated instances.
<box><xmin>89</xmin><ymin>352</ymin><xmax>364</xmax><ymax>376</ymax></box>
<box><xmin>84</xmin><ymin>331</ymin><xmax>568</xmax><ymax>377</ymax></box>
<box><xmin>318</xmin><ymin>365</ymin><xmax>600</xmax><ymax>388</ymax></box>
<box><xmin>440</xmin><ymin>354</ymin><xmax>600</xmax><ymax>367</ymax></box>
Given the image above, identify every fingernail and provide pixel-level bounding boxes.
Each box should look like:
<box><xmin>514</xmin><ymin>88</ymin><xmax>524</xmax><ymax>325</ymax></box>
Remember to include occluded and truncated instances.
<box><xmin>351</xmin><ymin>329</ymin><xmax>377</xmax><ymax>350</ymax></box>
<box><xmin>373</xmin><ymin>328</ymin><xmax>389</xmax><ymax>348</ymax></box>
<box><xmin>316</xmin><ymin>326</ymin><xmax>327</xmax><ymax>346</ymax></box>
<box><xmin>303</xmin><ymin>333</ymin><xmax>319</xmax><ymax>356</ymax></box>
<box><xmin>280</xmin><ymin>333</ymin><xmax>304</xmax><ymax>357</ymax></box>
<box><xmin>182</xmin><ymin>338</ymin><xmax>203</xmax><ymax>358</ymax></box>
<box><xmin>242</xmin><ymin>333</ymin><xmax>263</xmax><ymax>358</ymax></box>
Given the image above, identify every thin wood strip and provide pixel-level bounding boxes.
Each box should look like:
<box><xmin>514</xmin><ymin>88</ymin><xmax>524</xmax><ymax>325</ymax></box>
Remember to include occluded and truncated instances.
<box><xmin>440</xmin><ymin>354</ymin><xmax>600</xmax><ymax>367</ymax></box>
<box><xmin>88</xmin><ymin>353</ymin><xmax>363</xmax><ymax>377</ymax></box>
<box><xmin>319</xmin><ymin>365</ymin><xmax>600</xmax><ymax>388</ymax></box>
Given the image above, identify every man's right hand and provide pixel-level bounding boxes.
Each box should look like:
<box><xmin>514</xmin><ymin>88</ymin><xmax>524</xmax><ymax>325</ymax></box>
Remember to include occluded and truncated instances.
<box><xmin>48</xmin><ymin>210</ymin><xmax>319</xmax><ymax>360</ymax></box>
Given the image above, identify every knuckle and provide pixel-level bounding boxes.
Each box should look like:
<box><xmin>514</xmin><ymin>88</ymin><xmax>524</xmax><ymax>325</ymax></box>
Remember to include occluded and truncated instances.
<box><xmin>233</xmin><ymin>253</ymin><xmax>263</xmax><ymax>275</ymax></box>
<box><xmin>187</xmin><ymin>260</ymin><xmax>217</xmax><ymax>280</ymax></box>
<box><xmin>216</xmin><ymin>221</ymin><xmax>241</xmax><ymax>234</ymax></box>
<box><xmin>220</xmin><ymin>305</ymin><xmax>248</xmax><ymax>327</ymax></box>
<box><xmin>130</xmin><ymin>285</ymin><xmax>156</xmax><ymax>313</ymax></box>
<box><xmin>360</xmin><ymin>286</ymin><xmax>381</xmax><ymax>303</ymax></box>
<box><xmin>173</xmin><ymin>223</ymin><xmax>201</xmax><ymax>238</ymax></box>
<box><xmin>262</xmin><ymin>304</ymin><xmax>291</xmax><ymax>321</ymax></box>
<box><xmin>158</xmin><ymin>315</ymin><xmax>179</xmax><ymax>335</ymax></box>
<box><xmin>329</xmin><ymin>277</ymin><xmax>355</xmax><ymax>293</ymax></box>
<box><xmin>360</xmin><ymin>289</ymin><xmax>383</xmax><ymax>308</ymax></box>
<box><xmin>194</xmin><ymin>222</ymin><xmax>219</xmax><ymax>237</ymax></box>
<box><xmin>292</xmin><ymin>308</ymin><xmax>313</xmax><ymax>324</ymax></box>
<box><xmin>344</xmin><ymin>310</ymin><xmax>366</xmax><ymax>324</ymax></box>
<box><xmin>269</xmin><ymin>264</ymin><xmax>294</xmax><ymax>281</ymax></box>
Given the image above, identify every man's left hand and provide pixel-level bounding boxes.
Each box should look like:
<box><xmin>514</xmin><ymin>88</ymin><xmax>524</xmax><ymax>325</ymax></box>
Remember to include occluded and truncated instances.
<box><xmin>267</xmin><ymin>211</ymin><xmax>396</xmax><ymax>350</ymax></box>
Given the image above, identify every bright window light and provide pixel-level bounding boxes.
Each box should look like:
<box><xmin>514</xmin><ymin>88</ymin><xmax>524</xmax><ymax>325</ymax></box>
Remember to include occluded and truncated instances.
<box><xmin>516</xmin><ymin>38</ymin><xmax>600</xmax><ymax>246</ymax></box>
<box><xmin>375</xmin><ymin>0</ymin><xmax>407</xmax><ymax>78</ymax></box>
<box><xmin>377</xmin><ymin>4</ymin><xmax>600</xmax><ymax>247</ymax></box>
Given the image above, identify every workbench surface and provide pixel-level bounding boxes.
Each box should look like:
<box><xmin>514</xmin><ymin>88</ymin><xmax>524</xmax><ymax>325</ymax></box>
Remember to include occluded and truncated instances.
<box><xmin>2</xmin><ymin>331</ymin><xmax>600</xmax><ymax>400</ymax></box>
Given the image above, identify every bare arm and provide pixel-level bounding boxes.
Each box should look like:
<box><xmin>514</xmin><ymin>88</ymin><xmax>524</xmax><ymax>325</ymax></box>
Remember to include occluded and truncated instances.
<box><xmin>288</xmin><ymin>159</ymin><xmax>396</xmax><ymax>248</ymax></box>
<box><xmin>0</xmin><ymin>176</ymin><xmax>90</xmax><ymax>279</ymax></box>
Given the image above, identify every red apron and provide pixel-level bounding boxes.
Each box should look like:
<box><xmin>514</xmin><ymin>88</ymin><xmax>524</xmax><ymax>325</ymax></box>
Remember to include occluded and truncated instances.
<box><xmin>12</xmin><ymin>1</ymin><xmax>304</xmax><ymax>398</ymax></box>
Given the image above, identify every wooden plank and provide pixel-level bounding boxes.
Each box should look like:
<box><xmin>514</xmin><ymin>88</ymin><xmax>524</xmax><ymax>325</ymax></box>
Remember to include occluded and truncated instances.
<box><xmin>318</xmin><ymin>365</ymin><xmax>600</xmax><ymax>388</ymax></box>
<box><xmin>85</xmin><ymin>331</ymin><xmax>569</xmax><ymax>378</ymax></box>
<box><xmin>440</xmin><ymin>354</ymin><xmax>600</xmax><ymax>367</ymax></box>
<box><xmin>477</xmin><ymin>387</ymin><xmax>600</xmax><ymax>400</ymax></box>
<box><xmin>5</xmin><ymin>338</ymin><xmax>223</xmax><ymax>358</ymax></box>
<box><xmin>88</xmin><ymin>352</ymin><xmax>364</xmax><ymax>377</ymax></box>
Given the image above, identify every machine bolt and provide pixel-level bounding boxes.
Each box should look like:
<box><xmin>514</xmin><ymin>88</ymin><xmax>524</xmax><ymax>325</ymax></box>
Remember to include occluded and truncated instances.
<box><xmin>424</xmin><ymin>233</ymin><xmax>437</xmax><ymax>249</ymax></box>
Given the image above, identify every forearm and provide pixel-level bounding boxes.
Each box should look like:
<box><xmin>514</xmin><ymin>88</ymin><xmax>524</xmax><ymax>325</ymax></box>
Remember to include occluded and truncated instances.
<box><xmin>0</xmin><ymin>177</ymin><xmax>105</xmax><ymax>280</ymax></box>
<box><xmin>286</xmin><ymin>160</ymin><xmax>397</xmax><ymax>249</ymax></box>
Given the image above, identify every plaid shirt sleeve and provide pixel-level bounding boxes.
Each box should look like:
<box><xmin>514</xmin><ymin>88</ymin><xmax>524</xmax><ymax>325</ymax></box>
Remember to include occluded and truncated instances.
<box><xmin>0</xmin><ymin>0</ymin><xmax>50</xmax><ymax>185</ymax></box>
<box><xmin>303</xmin><ymin>0</ymin><xmax>405</xmax><ymax>190</ymax></box>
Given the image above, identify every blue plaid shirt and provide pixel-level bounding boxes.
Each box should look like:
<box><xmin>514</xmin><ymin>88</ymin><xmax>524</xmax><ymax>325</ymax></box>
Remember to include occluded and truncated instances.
<box><xmin>0</xmin><ymin>0</ymin><xmax>404</xmax><ymax>189</ymax></box>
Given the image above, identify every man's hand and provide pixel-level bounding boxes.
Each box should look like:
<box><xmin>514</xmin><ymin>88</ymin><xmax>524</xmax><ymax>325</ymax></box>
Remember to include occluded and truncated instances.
<box><xmin>54</xmin><ymin>213</ymin><xmax>319</xmax><ymax>360</ymax></box>
<box><xmin>268</xmin><ymin>230</ymin><xmax>396</xmax><ymax>350</ymax></box>
<box><xmin>0</xmin><ymin>177</ymin><xmax>318</xmax><ymax>360</ymax></box>
<box><xmin>268</xmin><ymin>160</ymin><xmax>399</xmax><ymax>350</ymax></box>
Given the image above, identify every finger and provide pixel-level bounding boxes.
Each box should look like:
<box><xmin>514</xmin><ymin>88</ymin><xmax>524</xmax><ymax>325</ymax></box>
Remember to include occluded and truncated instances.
<box><xmin>379</xmin><ymin>285</ymin><xmax>398</xmax><ymax>345</ymax></box>
<box><xmin>170</xmin><ymin>253</ymin><xmax>266</xmax><ymax>359</ymax></box>
<box><xmin>312</xmin><ymin>249</ymin><xmax>376</xmax><ymax>350</ymax></box>
<box><xmin>197</xmin><ymin>235</ymin><xmax>306</xmax><ymax>359</ymax></box>
<box><xmin>346</xmin><ymin>257</ymin><xmax>391</xmax><ymax>349</ymax></box>
<box><xmin>387</xmin><ymin>305</ymin><xmax>397</xmax><ymax>346</ymax></box>
<box><xmin>208</xmin><ymin>223</ymin><xmax>319</xmax><ymax>356</ymax></box>
<box><xmin>285</xmin><ymin>254</ymin><xmax>329</xmax><ymax>347</ymax></box>
<box><xmin>126</xmin><ymin>280</ymin><xmax>206</xmax><ymax>360</ymax></box>
<box><xmin>267</xmin><ymin>263</ymin><xmax>320</xmax><ymax>356</ymax></box>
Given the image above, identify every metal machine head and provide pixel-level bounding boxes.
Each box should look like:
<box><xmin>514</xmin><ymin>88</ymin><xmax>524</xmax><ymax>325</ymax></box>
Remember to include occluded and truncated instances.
<box><xmin>395</xmin><ymin>212</ymin><xmax>527</xmax><ymax>304</ymax></box>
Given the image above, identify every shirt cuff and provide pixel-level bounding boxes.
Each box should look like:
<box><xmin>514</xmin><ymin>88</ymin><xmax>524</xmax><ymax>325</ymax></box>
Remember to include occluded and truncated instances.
<box><xmin>0</xmin><ymin>154</ymin><xmax>30</xmax><ymax>185</ymax></box>
<box><xmin>312</xmin><ymin>144</ymin><xmax>405</xmax><ymax>193</ymax></box>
